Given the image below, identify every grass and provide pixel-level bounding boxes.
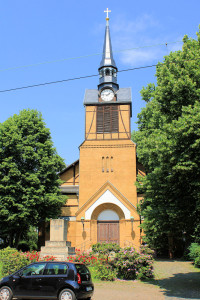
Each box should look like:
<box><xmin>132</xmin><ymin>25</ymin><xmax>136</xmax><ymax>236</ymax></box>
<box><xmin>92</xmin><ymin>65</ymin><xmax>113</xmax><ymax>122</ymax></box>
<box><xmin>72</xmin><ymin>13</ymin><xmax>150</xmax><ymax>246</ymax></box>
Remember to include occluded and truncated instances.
<box><xmin>0</xmin><ymin>261</ymin><xmax>3</xmax><ymax>279</ymax></box>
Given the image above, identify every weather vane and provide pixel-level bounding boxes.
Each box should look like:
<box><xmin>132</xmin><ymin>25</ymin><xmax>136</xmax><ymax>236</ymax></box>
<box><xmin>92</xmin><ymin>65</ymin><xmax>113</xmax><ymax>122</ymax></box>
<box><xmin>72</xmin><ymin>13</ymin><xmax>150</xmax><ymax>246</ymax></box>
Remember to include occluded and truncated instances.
<box><xmin>104</xmin><ymin>8</ymin><xmax>111</xmax><ymax>20</ymax></box>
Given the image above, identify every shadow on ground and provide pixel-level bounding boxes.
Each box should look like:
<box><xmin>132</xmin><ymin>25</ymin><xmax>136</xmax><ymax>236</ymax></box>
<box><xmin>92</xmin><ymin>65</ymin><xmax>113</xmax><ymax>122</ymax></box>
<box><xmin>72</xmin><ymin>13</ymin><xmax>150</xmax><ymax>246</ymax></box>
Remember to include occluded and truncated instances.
<box><xmin>148</xmin><ymin>271</ymin><xmax>200</xmax><ymax>299</ymax></box>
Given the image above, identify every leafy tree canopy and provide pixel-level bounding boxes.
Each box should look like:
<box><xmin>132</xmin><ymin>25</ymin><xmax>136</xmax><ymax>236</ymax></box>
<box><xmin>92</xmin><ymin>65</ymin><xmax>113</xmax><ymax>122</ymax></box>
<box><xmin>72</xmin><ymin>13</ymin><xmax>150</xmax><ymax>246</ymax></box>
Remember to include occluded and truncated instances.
<box><xmin>133</xmin><ymin>27</ymin><xmax>200</xmax><ymax>257</ymax></box>
<box><xmin>0</xmin><ymin>109</ymin><xmax>66</xmax><ymax>247</ymax></box>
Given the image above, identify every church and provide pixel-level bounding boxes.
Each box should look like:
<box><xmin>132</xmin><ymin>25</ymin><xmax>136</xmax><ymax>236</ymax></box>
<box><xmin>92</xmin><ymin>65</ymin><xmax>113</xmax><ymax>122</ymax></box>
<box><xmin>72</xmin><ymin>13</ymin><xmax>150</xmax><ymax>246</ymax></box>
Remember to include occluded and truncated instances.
<box><xmin>40</xmin><ymin>10</ymin><xmax>145</xmax><ymax>251</ymax></box>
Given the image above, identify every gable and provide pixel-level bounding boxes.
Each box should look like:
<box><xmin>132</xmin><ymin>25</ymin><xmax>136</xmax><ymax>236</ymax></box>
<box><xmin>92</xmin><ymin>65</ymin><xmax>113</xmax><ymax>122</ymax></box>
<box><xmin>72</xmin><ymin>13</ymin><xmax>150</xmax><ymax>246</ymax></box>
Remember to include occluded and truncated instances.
<box><xmin>85</xmin><ymin>189</ymin><xmax>130</xmax><ymax>220</ymax></box>
<box><xmin>60</xmin><ymin>159</ymin><xmax>79</xmax><ymax>186</ymax></box>
<box><xmin>76</xmin><ymin>181</ymin><xmax>137</xmax><ymax>219</ymax></box>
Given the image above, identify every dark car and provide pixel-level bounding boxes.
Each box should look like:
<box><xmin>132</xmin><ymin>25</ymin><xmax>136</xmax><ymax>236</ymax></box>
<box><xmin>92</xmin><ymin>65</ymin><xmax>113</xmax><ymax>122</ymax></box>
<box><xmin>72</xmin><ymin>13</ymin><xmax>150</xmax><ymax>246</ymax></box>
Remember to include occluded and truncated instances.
<box><xmin>0</xmin><ymin>261</ymin><xmax>94</xmax><ymax>300</ymax></box>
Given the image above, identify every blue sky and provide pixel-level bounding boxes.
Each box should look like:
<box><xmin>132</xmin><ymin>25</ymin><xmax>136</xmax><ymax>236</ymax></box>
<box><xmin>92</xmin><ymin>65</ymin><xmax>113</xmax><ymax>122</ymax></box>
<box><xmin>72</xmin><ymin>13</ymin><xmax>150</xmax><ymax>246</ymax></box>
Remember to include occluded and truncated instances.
<box><xmin>0</xmin><ymin>0</ymin><xmax>200</xmax><ymax>165</ymax></box>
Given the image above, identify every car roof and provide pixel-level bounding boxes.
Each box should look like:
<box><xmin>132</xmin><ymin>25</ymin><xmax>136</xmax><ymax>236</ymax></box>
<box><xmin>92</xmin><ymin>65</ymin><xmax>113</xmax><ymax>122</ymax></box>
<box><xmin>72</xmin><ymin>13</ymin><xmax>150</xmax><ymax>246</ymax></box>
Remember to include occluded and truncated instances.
<box><xmin>33</xmin><ymin>261</ymin><xmax>84</xmax><ymax>265</ymax></box>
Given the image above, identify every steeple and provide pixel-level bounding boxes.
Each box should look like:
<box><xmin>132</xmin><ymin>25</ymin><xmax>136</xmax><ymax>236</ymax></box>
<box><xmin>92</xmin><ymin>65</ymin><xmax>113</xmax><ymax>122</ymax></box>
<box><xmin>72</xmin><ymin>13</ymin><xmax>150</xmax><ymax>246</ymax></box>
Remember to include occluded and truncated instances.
<box><xmin>98</xmin><ymin>9</ymin><xmax>119</xmax><ymax>92</ymax></box>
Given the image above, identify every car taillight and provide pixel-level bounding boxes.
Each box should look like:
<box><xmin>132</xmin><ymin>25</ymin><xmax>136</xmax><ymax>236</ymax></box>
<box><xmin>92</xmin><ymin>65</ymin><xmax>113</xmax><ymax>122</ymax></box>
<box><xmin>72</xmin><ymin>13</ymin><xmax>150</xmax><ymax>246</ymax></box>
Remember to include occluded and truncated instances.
<box><xmin>77</xmin><ymin>273</ymin><xmax>81</xmax><ymax>284</ymax></box>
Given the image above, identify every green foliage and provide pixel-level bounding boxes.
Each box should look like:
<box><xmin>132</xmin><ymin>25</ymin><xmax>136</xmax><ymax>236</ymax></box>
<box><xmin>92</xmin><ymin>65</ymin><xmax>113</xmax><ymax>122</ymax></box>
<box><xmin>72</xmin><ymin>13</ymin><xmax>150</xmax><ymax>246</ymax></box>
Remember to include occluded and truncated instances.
<box><xmin>17</xmin><ymin>226</ymin><xmax>38</xmax><ymax>251</ymax></box>
<box><xmin>0</xmin><ymin>247</ymin><xmax>55</xmax><ymax>277</ymax></box>
<box><xmin>134</xmin><ymin>28</ymin><xmax>200</xmax><ymax>256</ymax></box>
<box><xmin>0</xmin><ymin>247</ymin><xmax>29</xmax><ymax>277</ymax></box>
<box><xmin>68</xmin><ymin>249</ymin><xmax>116</xmax><ymax>281</ymax></box>
<box><xmin>17</xmin><ymin>241</ymin><xmax>31</xmax><ymax>252</ymax></box>
<box><xmin>194</xmin><ymin>256</ymin><xmax>200</xmax><ymax>268</ymax></box>
<box><xmin>69</xmin><ymin>245</ymin><xmax>154</xmax><ymax>281</ymax></box>
<box><xmin>112</xmin><ymin>246</ymin><xmax>154</xmax><ymax>280</ymax></box>
<box><xmin>0</xmin><ymin>109</ymin><xmax>66</xmax><ymax>247</ymax></box>
<box><xmin>93</xmin><ymin>262</ymin><xmax>117</xmax><ymax>281</ymax></box>
<box><xmin>92</xmin><ymin>242</ymin><xmax>121</xmax><ymax>255</ymax></box>
<box><xmin>188</xmin><ymin>243</ymin><xmax>200</xmax><ymax>267</ymax></box>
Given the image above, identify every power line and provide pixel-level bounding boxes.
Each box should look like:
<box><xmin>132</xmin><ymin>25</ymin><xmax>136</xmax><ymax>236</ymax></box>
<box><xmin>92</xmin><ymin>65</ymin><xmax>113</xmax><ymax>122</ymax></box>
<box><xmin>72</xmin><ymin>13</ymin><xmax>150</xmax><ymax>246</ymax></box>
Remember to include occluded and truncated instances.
<box><xmin>0</xmin><ymin>64</ymin><xmax>159</xmax><ymax>93</ymax></box>
<box><xmin>0</xmin><ymin>74</ymin><xmax>99</xmax><ymax>93</ymax></box>
<box><xmin>0</xmin><ymin>41</ymin><xmax>182</xmax><ymax>72</ymax></box>
<box><xmin>0</xmin><ymin>58</ymin><xmax>196</xmax><ymax>94</ymax></box>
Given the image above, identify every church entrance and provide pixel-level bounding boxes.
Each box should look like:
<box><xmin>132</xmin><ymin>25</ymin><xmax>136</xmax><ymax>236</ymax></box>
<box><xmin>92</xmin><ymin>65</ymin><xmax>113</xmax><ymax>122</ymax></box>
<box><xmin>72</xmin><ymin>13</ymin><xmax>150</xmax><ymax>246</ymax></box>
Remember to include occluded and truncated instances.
<box><xmin>97</xmin><ymin>221</ymin><xmax>119</xmax><ymax>244</ymax></box>
<box><xmin>97</xmin><ymin>209</ymin><xmax>119</xmax><ymax>244</ymax></box>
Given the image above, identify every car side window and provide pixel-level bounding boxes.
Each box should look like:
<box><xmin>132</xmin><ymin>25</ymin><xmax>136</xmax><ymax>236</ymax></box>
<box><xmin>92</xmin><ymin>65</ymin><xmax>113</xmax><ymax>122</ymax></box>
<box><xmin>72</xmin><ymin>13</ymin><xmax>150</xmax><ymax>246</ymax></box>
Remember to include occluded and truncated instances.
<box><xmin>44</xmin><ymin>263</ymin><xmax>68</xmax><ymax>275</ymax></box>
<box><xmin>22</xmin><ymin>263</ymin><xmax>46</xmax><ymax>276</ymax></box>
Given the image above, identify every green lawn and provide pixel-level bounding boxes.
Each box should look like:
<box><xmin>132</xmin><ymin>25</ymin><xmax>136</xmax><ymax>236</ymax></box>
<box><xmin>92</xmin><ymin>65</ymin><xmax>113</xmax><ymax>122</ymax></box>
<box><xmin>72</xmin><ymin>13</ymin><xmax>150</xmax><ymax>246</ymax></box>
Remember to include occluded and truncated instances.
<box><xmin>0</xmin><ymin>261</ymin><xmax>3</xmax><ymax>279</ymax></box>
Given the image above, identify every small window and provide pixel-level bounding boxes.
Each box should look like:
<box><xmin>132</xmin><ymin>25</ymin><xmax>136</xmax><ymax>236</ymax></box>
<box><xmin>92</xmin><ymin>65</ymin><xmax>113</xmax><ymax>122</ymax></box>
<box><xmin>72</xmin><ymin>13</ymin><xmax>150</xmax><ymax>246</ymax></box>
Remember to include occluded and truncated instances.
<box><xmin>75</xmin><ymin>264</ymin><xmax>90</xmax><ymax>275</ymax></box>
<box><xmin>21</xmin><ymin>263</ymin><xmax>46</xmax><ymax>276</ymax></box>
<box><xmin>44</xmin><ymin>263</ymin><xmax>68</xmax><ymax>275</ymax></box>
<box><xmin>102</xmin><ymin>157</ymin><xmax>104</xmax><ymax>172</ymax></box>
<box><xmin>105</xmin><ymin>68</ymin><xmax>110</xmax><ymax>76</ymax></box>
<box><xmin>106</xmin><ymin>156</ymin><xmax>109</xmax><ymax>172</ymax></box>
<box><xmin>111</xmin><ymin>156</ymin><xmax>113</xmax><ymax>172</ymax></box>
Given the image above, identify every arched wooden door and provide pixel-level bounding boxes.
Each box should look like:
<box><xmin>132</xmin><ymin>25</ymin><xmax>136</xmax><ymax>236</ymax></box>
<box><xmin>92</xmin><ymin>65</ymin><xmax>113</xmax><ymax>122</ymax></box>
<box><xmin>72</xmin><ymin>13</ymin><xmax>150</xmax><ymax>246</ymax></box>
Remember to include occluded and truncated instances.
<box><xmin>97</xmin><ymin>221</ymin><xmax>119</xmax><ymax>244</ymax></box>
<box><xmin>97</xmin><ymin>209</ymin><xmax>119</xmax><ymax>244</ymax></box>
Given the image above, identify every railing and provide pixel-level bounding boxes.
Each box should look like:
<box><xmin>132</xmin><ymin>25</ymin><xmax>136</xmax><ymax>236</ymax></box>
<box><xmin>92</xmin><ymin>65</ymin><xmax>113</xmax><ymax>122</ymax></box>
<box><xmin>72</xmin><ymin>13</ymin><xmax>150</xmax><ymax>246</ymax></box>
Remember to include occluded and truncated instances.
<box><xmin>123</xmin><ymin>240</ymin><xmax>140</xmax><ymax>249</ymax></box>
<box><xmin>75</xmin><ymin>240</ymin><xmax>141</xmax><ymax>252</ymax></box>
<box><xmin>75</xmin><ymin>240</ymin><xmax>92</xmax><ymax>252</ymax></box>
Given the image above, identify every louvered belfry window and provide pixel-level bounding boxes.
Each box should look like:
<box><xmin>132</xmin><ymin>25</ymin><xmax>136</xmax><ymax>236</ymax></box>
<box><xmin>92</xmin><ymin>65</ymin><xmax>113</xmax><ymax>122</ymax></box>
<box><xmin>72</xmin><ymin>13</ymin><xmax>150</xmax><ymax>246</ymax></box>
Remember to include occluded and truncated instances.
<box><xmin>97</xmin><ymin>105</ymin><xmax>119</xmax><ymax>133</ymax></box>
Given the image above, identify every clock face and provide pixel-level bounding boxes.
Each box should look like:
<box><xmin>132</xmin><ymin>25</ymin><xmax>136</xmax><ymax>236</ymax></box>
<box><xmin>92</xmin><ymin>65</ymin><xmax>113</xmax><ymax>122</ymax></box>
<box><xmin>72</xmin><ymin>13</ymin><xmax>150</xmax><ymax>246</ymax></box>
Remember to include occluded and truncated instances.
<box><xmin>101</xmin><ymin>89</ymin><xmax>114</xmax><ymax>101</ymax></box>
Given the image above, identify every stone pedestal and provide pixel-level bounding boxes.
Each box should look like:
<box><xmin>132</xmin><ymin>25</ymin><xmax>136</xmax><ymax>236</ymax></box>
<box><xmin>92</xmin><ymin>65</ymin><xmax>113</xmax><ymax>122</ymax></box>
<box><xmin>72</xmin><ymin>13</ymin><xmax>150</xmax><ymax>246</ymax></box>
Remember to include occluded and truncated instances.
<box><xmin>40</xmin><ymin>219</ymin><xmax>75</xmax><ymax>260</ymax></box>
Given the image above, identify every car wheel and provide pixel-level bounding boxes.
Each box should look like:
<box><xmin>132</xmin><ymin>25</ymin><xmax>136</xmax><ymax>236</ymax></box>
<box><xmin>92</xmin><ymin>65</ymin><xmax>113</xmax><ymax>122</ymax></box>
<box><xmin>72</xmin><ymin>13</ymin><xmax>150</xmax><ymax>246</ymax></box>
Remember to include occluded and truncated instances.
<box><xmin>0</xmin><ymin>286</ymin><xmax>13</xmax><ymax>300</ymax></box>
<box><xmin>59</xmin><ymin>289</ymin><xmax>76</xmax><ymax>300</ymax></box>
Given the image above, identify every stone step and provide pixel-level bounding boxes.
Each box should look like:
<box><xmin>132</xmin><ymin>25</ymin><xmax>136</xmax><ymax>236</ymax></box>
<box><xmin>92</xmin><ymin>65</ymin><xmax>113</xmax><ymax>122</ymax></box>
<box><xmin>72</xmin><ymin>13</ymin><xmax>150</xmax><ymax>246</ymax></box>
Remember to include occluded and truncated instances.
<box><xmin>40</xmin><ymin>246</ymin><xmax>75</xmax><ymax>253</ymax></box>
<box><xmin>45</xmin><ymin>241</ymin><xmax>72</xmax><ymax>247</ymax></box>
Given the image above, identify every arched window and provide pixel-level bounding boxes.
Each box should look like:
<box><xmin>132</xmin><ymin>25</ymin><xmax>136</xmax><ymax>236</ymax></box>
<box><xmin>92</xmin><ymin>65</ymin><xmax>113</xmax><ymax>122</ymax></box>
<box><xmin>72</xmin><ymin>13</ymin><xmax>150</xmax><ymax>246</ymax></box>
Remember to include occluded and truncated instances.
<box><xmin>105</xmin><ymin>68</ymin><xmax>110</xmax><ymax>76</ymax></box>
<box><xmin>97</xmin><ymin>209</ymin><xmax>119</xmax><ymax>221</ymax></box>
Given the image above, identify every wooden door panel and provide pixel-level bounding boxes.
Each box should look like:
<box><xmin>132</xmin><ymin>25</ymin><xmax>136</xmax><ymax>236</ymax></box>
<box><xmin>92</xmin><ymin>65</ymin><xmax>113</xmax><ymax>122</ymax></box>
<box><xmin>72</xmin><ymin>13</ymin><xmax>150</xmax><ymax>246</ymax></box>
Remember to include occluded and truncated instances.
<box><xmin>97</xmin><ymin>222</ymin><xmax>119</xmax><ymax>244</ymax></box>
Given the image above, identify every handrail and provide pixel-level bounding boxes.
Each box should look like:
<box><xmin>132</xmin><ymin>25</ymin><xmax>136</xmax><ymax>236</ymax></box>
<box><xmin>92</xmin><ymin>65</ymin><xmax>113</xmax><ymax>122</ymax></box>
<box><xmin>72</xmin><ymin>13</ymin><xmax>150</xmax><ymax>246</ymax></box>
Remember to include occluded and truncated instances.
<box><xmin>75</xmin><ymin>240</ymin><xmax>92</xmax><ymax>252</ymax></box>
<box><xmin>123</xmin><ymin>240</ymin><xmax>140</xmax><ymax>249</ymax></box>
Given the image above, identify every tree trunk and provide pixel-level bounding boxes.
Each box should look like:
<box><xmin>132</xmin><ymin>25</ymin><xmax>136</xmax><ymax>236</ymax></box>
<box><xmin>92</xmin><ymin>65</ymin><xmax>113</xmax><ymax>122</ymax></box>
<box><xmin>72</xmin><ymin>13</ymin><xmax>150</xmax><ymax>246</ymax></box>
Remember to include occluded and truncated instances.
<box><xmin>168</xmin><ymin>233</ymin><xmax>174</xmax><ymax>259</ymax></box>
<box><xmin>9</xmin><ymin>232</ymin><xmax>14</xmax><ymax>248</ymax></box>
<box><xmin>14</xmin><ymin>230</ymin><xmax>22</xmax><ymax>248</ymax></box>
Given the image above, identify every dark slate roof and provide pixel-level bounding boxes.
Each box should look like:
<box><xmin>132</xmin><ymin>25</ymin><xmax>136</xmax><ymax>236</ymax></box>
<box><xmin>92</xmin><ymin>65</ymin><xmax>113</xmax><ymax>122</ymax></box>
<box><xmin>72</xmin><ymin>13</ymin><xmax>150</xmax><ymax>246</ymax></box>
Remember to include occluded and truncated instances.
<box><xmin>99</xmin><ymin>20</ymin><xmax>117</xmax><ymax>69</ymax></box>
<box><xmin>83</xmin><ymin>88</ymin><xmax>132</xmax><ymax>105</ymax></box>
<box><xmin>59</xmin><ymin>159</ymin><xmax>79</xmax><ymax>175</ymax></box>
<box><xmin>60</xmin><ymin>185</ymin><xmax>79</xmax><ymax>194</ymax></box>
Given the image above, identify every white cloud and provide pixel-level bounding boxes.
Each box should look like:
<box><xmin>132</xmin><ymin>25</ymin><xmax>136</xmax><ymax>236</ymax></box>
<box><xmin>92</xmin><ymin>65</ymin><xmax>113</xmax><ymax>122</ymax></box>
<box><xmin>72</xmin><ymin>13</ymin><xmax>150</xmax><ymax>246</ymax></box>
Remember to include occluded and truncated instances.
<box><xmin>110</xmin><ymin>14</ymin><xmax>183</xmax><ymax>67</ymax></box>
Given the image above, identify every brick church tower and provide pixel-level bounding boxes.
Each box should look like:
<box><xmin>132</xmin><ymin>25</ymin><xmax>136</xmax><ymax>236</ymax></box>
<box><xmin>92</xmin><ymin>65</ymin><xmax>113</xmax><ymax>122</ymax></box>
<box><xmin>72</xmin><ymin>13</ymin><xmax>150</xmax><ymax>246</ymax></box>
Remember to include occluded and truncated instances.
<box><xmin>41</xmin><ymin>10</ymin><xmax>144</xmax><ymax>250</ymax></box>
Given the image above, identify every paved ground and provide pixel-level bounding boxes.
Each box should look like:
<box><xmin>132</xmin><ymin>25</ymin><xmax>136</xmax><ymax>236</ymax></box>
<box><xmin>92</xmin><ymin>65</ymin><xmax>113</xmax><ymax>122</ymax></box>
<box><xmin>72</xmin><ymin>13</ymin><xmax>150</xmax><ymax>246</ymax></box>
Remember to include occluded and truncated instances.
<box><xmin>92</xmin><ymin>260</ymin><xmax>200</xmax><ymax>300</ymax></box>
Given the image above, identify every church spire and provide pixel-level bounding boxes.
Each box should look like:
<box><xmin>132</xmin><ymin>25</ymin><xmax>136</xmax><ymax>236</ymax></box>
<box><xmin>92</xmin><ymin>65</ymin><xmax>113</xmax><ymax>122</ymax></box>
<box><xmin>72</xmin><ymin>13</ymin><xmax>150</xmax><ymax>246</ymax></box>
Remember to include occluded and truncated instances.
<box><xmin>99</xmin><ymin>8</ymin><xmax>117</xmax><ymax>69</ymax></box>
<box><xmin>98</xmin><ymin>8</ymin><xmax>118</xmax><ymax>92</ymax></box>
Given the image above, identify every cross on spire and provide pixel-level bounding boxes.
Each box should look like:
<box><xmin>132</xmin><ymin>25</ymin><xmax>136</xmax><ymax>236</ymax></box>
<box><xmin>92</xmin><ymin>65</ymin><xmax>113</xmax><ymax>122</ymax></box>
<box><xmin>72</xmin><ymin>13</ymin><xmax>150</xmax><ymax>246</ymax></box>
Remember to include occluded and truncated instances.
<box><xmin>104</xmin><ymin>8</ymin><xmax>111</xmax><ymax>20</ymax></box>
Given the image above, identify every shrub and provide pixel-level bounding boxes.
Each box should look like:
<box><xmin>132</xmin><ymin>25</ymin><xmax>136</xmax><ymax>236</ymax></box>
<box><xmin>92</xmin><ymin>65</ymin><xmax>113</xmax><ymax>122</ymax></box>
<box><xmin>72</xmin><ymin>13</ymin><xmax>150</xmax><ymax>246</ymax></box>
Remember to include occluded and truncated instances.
<box><xmin>188</xmin><ymin>243</ymin><xmax>200</xmax><ymax>268</ymax></box>
<box><xmin>17</xmin><ymin>241</ymin><xmax>31</xmax><ymax>252</ymax></box>
<box><xmin>68</xmin><ymin>245</ymin><xmax>154</xmax><ymax>281</ymax></box>
<box><xmin>67</xmin><ymin>251</ymin><xmax>98</xmax><ymax>266</ymax></box>
<box><xmin>0</xmin><ymin>247</ymin><xmax>29</xmax><ymax>277</ymax></box>
<box><xmin>68</xmin><ymin>249</ymin><xmax>116</xmax><ymax>281</ymax></box>
<box><xmin>92</xmin><ymin>242</ymin><xmax>120</xmax><ymax>255</ymax></box>
<box><xmin>93</xmin><ymin>262</ymin><xmax>117</xmax><ymax>281</ymax></box>
<box><xmin>0</xmin><ymin>247</ymin><xmax>55</xmax><ymax>277</ymax></box>
<box><xmin>113</xmin><ymin>245</ymin><xmax>154</xmax><ymax>280</ymax></box>
<box><xmin>194</xmin><ymin>256</ymin><xmax>200</xmax><ymax>268</ymax></box>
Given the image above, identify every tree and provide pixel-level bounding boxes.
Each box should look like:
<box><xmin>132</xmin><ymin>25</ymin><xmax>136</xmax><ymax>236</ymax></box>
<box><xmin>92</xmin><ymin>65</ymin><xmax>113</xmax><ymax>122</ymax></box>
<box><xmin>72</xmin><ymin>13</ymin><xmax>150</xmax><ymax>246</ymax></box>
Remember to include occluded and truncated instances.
<box><xmin>0</xmin><ymin>109</ymin><xmax>66</xmax><ymax>247</ymax></box>
<box><xmin>133</xmin><ymin>28</ymin><xmax>200</xmax><ymax>257</ymax></box>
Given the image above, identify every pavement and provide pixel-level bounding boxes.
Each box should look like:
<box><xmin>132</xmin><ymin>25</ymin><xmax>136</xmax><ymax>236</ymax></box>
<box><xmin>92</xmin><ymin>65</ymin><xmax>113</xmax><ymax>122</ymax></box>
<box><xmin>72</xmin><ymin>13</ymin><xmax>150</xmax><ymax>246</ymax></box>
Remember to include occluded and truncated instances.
<box><xmin>92</xmin><ymin>260</ymin><xmax>200</xmax><ymax>300</ymax></box>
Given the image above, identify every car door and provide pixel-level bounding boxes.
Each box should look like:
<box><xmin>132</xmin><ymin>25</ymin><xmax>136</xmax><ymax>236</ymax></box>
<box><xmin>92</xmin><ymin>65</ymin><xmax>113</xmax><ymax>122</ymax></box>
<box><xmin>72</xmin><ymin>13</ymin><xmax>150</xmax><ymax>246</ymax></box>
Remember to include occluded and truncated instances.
<box><xmin>39</xmin><ymin>263</ymin><xmax>69</xmax><ymax>297</ymax></box>
<box><xmin>12</xmin><ymin>263</ymin><xmax>46</xmax><ymax>297</ymax></box>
